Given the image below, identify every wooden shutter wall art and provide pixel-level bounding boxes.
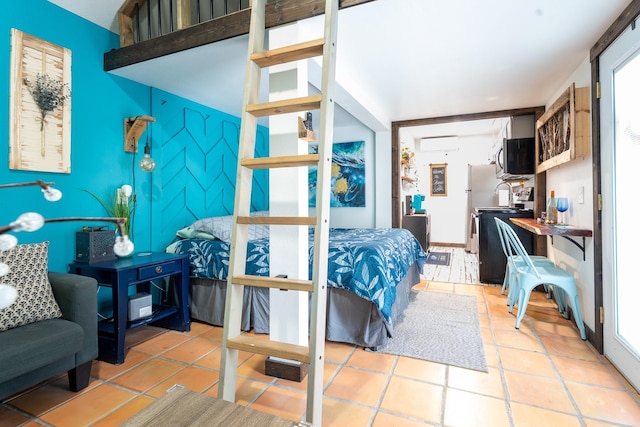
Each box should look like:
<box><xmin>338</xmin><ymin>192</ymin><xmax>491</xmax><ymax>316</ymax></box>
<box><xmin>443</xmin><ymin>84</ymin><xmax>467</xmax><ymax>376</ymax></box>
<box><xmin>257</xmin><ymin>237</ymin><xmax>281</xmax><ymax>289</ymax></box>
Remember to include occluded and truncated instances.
<box><xmin>9</xmin><ymin>29</ymin><xmax>72</xmax><ymax>173</ymax></box>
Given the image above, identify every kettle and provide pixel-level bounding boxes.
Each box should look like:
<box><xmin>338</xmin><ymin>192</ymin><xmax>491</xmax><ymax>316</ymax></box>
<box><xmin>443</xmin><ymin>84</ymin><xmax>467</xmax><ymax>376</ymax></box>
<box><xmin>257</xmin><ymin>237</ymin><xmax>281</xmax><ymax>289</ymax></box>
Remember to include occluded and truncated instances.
<box><xmin>412</xmin><ymin>194</ymin><xmax>426</xmax><ymax>213</ymax></box>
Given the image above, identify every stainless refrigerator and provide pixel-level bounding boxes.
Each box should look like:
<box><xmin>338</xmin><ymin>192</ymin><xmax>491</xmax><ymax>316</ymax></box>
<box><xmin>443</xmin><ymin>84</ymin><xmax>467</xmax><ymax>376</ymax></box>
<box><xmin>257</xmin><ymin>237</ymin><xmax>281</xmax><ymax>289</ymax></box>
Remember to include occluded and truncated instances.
<box><xmin>465</xmin><ymin>164</ymin><xmax>502</xmax><ymax>253</ymax></box>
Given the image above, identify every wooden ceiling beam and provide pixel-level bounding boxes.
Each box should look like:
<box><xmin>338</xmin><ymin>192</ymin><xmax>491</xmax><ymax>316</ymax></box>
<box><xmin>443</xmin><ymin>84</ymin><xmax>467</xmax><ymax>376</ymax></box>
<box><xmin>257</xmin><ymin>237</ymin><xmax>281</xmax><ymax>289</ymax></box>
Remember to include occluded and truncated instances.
<box><xmin>104</xmin><ymin>0</ymin><xmax>375</xmax><ymax>71</ymax></box>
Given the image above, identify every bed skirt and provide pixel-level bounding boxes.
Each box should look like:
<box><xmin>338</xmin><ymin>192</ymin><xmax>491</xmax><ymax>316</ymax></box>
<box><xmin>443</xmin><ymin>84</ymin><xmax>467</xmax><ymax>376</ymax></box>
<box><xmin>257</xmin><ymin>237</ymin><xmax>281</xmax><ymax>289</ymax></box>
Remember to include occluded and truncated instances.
<box><xmin>187</xmin><ymin>262</ymin><xmax>421</xmax><ymax>349</ymax></box>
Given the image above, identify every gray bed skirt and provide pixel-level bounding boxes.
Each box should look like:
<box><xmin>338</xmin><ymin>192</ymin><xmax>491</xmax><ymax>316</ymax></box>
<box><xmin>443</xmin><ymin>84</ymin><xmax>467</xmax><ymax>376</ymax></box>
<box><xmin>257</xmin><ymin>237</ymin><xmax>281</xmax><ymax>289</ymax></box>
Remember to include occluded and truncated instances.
<box><xmin>187</xmin><ymin>262</ymin><xmax>421</xmax><ymax>349</ymax></box>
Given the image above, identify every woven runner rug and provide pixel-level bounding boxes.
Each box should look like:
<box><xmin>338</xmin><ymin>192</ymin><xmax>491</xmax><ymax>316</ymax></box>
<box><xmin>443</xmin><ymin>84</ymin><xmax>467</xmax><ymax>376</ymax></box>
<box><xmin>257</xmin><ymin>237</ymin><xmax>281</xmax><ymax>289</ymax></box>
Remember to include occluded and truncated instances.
<box><xmin>379</xmin><ymin>291</ymin><xmax>488</xmax><ymax>372</ymax></box>
<box><xmin>121</xmin><ymin>387</ymin><xmax>295</xmax><ymax>427</ymax></box>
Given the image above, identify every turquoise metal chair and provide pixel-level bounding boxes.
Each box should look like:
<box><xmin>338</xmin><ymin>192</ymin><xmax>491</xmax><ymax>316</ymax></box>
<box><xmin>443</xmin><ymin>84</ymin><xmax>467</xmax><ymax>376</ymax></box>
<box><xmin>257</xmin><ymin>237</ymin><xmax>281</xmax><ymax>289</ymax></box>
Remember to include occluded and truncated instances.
<box><xmin>500</xmin><ymin>220</ymin><xmax>586</xmax><ymax>340</ymax></box>
<box><xmin>493</xmin><ymin>218</ymin><xmax>561</xmax><ymax>312</ymax></box>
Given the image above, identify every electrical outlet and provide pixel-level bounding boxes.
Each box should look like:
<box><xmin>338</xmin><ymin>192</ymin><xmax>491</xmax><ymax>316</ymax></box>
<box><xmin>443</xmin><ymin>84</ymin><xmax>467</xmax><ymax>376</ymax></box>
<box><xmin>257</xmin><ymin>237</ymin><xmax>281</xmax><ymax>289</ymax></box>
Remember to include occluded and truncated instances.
<box><xmin>578</xmin><ymin>186</ymin><xmax>584</xmax><ymax>204</ymax></box>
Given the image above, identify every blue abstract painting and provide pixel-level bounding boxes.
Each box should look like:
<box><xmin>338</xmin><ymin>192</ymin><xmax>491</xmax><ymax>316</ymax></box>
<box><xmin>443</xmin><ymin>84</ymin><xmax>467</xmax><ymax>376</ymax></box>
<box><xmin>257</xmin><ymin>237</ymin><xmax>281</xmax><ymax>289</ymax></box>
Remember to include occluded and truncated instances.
<box><xmin>309</xmin><ymin>140</ymin><xmax>365</xmax><ymax>207</ymax></box>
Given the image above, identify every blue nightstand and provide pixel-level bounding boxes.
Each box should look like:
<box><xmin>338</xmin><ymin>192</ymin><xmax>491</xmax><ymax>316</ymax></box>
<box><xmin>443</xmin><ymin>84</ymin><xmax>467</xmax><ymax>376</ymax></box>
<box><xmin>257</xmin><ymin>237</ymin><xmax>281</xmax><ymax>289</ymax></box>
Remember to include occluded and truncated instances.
<box><xmin>69</xmin><ymin>252</ymin><xmax>191</xmax><ymax>364</ymax></box>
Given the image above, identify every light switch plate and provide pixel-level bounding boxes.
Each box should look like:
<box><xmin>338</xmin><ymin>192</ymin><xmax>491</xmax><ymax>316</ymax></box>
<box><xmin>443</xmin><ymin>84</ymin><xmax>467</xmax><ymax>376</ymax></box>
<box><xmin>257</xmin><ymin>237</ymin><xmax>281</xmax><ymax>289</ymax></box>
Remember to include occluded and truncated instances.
<box><xmin>578</xmin><ymin>186</ymin><xmax>584</xmax><ymax>204</ymax></box>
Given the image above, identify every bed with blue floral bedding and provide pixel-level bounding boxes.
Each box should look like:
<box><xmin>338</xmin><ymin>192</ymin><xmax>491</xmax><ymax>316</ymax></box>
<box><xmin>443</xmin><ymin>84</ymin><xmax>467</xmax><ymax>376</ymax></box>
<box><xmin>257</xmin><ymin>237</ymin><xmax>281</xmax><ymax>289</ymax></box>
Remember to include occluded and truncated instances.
<box><xmin>168</xmin><ymin>225</ymin><xmax>427</xmax><ymax>348</ymax></box>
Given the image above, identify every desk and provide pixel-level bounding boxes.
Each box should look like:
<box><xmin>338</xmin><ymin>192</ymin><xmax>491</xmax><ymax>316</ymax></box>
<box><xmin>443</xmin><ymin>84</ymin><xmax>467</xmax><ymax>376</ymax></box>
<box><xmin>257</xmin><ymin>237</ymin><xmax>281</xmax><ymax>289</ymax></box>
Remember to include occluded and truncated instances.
<box><xmin>69</xmin><ymin>252</ymin><xmax>191</xmax><ymax>364</ymax></box>
<box><xmin>509</xmin><ymin>218</ymin><xmax>592</xmax><ymax>260</ymax></box>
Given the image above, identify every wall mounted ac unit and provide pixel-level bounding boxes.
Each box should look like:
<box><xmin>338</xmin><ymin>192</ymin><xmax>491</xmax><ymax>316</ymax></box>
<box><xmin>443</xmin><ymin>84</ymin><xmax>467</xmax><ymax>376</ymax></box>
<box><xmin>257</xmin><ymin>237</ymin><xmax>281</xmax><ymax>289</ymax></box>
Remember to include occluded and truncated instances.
<box><xmin>418</xmin><ymin>136</ymin><xmax>459</xmax><ymax>152</ymax></box>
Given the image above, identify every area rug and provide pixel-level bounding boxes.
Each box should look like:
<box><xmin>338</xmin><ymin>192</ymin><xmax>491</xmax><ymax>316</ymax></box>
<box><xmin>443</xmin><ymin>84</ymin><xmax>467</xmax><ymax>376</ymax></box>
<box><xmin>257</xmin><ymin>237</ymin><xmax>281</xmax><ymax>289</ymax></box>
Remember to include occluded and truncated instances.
<box><xmin>425</xmin><ymin>251</ymin><xmax>451</xmax><ymax>266</ymax></box>
<box><xmin>379</xmin><ymin>291</ymin><xmax>488</xmax><ymax>372</ymax></box>
<box><xmin>121</xmin><ymin>387</ymin><xmax>295</xmax><ymax>426</ymax></box>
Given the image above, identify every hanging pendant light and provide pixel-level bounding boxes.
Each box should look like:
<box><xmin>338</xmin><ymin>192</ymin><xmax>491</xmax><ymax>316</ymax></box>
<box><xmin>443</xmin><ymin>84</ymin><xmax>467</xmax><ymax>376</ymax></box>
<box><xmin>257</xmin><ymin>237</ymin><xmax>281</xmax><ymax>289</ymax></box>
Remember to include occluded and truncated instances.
<box><xmin>138</xmin><ymin>140</ymin><xmax>156</xmax><ymax>172</ymax></box>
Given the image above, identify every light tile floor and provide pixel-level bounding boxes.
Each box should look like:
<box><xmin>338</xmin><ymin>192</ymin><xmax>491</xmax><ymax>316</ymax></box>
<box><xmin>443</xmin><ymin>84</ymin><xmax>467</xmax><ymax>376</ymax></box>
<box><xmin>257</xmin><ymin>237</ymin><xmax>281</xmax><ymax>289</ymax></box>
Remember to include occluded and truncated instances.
<box><xmin>2</xmin><ymin>250</ymin><xmax>640</xmax><ymax>426</ymax></box>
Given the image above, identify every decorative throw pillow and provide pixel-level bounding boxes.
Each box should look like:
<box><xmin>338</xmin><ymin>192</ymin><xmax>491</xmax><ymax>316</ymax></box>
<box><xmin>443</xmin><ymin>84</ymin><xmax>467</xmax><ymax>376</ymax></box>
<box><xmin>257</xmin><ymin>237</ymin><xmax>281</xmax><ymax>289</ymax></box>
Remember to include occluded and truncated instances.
<box><xmin>191</xmin><ymin>212</ymin><xmax>270</xmax><ymax>243</ymax></box>
<box><xmin>175</xmin><ymin>226</ymin><xmax>217</xmax><ymax>240</ymax></box>
<box><xmin>192</xmin><ymin>215</ymin><xmax>233</xmax><ymax>242</ymax></box>
<box><xmin>0</xmin><ymin>241</ymin><xmax>62</xmax><ymax>331</ymax></box>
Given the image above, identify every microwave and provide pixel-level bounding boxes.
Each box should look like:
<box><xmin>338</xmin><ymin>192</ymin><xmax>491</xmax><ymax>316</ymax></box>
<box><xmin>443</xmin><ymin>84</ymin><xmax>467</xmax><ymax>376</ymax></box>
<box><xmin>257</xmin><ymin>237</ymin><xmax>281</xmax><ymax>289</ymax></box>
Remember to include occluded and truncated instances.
<box><xmin>495</xmin><ymin>137</ymin><xmax>535</xmax><ymax>180</ymax></box>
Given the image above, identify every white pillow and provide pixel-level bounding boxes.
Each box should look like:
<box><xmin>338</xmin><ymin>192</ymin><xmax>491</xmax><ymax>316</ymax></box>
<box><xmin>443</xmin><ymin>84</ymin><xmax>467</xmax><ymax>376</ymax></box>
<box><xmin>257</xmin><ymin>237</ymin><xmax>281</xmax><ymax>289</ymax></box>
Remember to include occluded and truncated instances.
<box><xmin>192</xmin><ymin>215</ymin><xmax>233</xmax><ymax>242</ymax></box>
<box><xmin>191</xmin><ymin>212</ymin><xmax>269</xmax><ymax>243</ymax></box>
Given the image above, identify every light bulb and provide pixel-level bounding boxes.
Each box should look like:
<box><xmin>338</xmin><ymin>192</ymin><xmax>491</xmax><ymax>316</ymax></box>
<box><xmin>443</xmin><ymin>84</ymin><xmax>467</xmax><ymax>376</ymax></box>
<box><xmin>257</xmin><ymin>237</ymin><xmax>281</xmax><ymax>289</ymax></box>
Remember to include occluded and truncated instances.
<box><xmin>113</xmin><ymin>235</ymin><xmax>135</xmax><ymax>257</ymax></box>
<box><xmin>139</xmin><ymin>142</ymin><xmax>156</xmax><ymax>172</ymax></box>
<box><xmin>0</xmin><ymin>235</ymin><xmax>18</xmax><ymax>251</ymax></box>
<box><xmin>11</xmin><ymin>212</ymin><xmax>45</xmax><ymax>232</ymax></box>
<box><xmin>42</xmin><ymin>187</ymin><xmax>62</xmax><ymax>202</ymax></box>
<box><xmin>0</xmin><ymin>283</ymin><xmax>18</xmax><ymax>310</ymax></box>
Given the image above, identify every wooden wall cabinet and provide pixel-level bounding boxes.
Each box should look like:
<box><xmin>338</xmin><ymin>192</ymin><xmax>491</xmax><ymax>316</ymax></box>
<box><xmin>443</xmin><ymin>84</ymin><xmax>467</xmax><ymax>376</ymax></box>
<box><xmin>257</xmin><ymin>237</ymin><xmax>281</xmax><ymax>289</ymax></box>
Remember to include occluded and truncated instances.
<box><xmin>535</xmin><ymin>84</ymin><xmax>590</xmax><ymax>173</ymax></box>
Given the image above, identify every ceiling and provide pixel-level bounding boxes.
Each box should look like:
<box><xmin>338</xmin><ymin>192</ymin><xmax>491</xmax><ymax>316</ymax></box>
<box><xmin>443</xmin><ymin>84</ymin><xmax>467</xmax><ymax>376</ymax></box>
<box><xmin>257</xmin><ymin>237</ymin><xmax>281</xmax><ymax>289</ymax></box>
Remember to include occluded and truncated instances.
<box><xmin>48</xmin><ymin>0</ymin><xmax>630</xmax><ymax>139</ymax></box>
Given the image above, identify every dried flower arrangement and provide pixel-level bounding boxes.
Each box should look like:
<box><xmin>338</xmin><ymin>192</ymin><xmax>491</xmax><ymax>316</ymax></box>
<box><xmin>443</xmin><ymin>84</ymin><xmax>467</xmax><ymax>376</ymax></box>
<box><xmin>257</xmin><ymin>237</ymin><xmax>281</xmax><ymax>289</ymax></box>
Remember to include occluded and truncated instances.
<box><xmin>23</xmin><ymin>73</ymin><xmax>71</xmax><ymax>131</ymax></box>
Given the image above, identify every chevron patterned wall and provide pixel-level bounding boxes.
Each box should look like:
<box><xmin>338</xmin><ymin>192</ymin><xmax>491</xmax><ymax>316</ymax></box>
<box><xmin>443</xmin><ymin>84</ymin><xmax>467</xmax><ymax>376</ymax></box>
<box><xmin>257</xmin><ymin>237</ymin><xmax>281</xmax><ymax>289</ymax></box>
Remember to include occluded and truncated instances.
<box><xmin>150</xmin><ymin>88</ymin><xmax>269</xmax><ymax>251</ymax></box>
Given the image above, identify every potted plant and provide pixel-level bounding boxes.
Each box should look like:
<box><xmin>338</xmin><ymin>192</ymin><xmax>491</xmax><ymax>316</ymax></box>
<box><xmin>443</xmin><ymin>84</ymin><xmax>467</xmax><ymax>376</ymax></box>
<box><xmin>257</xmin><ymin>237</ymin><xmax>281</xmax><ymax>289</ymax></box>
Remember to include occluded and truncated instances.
<box><xmin>84</xmin><ymin>185</ymin><xmax>135</xmax><ymax>238</ymax></box>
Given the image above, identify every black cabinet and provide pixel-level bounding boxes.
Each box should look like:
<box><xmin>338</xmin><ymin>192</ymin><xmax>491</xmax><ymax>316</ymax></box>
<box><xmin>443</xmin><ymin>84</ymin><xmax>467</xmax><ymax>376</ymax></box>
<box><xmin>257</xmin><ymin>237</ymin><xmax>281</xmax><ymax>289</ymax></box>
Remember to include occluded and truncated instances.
<box><xmin>478</xmin><ymin>210</ymin><xmax>533</xmax><ymax>284</ymax></box>
<box><xmin>402</xmin><ymin>214</ymin><xmax>430</xmax><ymax>251</ymax></box>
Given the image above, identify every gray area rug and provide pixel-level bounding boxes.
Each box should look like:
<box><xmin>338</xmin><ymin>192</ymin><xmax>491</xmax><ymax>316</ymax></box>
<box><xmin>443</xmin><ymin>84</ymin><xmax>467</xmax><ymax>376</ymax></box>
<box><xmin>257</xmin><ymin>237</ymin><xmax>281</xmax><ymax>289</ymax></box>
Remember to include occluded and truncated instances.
<box><xmin>380</xmin><ymin>291</ymin><xmax>488</xmax><ymax>372</ymax></box>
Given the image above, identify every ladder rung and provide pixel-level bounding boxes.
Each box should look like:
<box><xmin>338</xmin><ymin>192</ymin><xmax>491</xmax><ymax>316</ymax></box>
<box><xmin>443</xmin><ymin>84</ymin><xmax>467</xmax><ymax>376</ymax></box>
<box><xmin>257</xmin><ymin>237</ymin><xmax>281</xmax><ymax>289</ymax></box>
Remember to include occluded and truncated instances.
<box><xmin>232</xmin><ymin>275</ymin><xmax>314</xmax><ymax>292</ymax></box>
<box><xmin>227</xmin><ymin>335</ymin><xmax>310</xmax><ymax>364</ymax></box>
<box><xmin>237</xmin><ymin>216</ymin><xmax>316</xmax><ymax>226</ymax></box>
<box><xmin>241</xmin><ymin>154</ymin><xmax>319</xmax><ymax>169</ymax></box>
<box><xmin>247</xmin><ymin>94</ymin><xmax>322</xmax><ymax>117</ymax></box>
<box><xmin>251</xmin><ymin>39</ymin><xmax>324</xmax><ymax>68</ymax></box>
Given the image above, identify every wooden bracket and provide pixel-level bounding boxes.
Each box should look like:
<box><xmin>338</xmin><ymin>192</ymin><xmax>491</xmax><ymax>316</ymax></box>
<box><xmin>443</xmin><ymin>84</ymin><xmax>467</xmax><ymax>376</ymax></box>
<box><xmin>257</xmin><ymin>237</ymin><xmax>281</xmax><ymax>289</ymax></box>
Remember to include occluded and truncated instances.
<box><xmin>124</xmin><ymin>115</ymin><xmax>156</xmax><ymax>153</ymax></box>
<box><xmin>298</xmin><ymin>116</ymin><xmax>316</xmax><ymax>142</ymax></box>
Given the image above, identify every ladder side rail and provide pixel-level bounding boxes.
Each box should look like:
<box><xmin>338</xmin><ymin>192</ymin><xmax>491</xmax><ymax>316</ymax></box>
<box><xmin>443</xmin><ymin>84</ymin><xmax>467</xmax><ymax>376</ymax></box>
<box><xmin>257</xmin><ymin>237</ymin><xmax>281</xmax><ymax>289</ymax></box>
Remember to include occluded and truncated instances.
<box><xmin>219</xmin><ymin>0</ymin><xmax>267</xmax><ymax>403</ymax></box>
<box><xmin>306</xmin><ymin>0</ymin><xmax>339</xmax><ymax>423</ymax></box>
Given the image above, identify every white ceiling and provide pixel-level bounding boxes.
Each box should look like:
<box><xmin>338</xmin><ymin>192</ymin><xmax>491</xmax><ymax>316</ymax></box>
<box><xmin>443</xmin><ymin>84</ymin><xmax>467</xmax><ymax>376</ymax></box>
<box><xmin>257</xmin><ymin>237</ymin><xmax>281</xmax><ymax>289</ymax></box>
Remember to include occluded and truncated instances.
<box><xmin>48</xmin><ymin>0</ymin><xmax>630</xmax><ymax>139</ymax></box>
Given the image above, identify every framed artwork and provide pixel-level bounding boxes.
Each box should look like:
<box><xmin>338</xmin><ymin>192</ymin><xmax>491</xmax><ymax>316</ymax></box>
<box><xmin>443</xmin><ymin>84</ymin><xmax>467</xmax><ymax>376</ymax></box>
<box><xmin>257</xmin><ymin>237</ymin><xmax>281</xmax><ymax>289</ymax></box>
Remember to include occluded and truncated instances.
<box><xmin>9</xmin><ymin>29</ymin><xmax>72</xmax><ymax>173</ymax></box>
<box><xmin>430</xmin><ymin>163</ymin><xmax>447</xmax><ymax>196</ymax></box>
<box><xmin>309</xmin><ymin>140</ymin><xmax>365</xmax><ymax>207</ymax></box>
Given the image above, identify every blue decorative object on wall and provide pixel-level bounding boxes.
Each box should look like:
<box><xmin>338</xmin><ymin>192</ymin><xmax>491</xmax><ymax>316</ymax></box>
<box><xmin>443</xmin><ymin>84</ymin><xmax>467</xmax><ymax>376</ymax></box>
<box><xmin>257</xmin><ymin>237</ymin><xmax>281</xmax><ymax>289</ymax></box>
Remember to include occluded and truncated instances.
<box><xmin>150</xmin><ymin>89</ymin><xmax>269</xmax><ymax>251</ymax></box>
<box><xmin>309</xmin><ymin>140</ymin><xmax>365</xmax><ymax>208</ymax></box>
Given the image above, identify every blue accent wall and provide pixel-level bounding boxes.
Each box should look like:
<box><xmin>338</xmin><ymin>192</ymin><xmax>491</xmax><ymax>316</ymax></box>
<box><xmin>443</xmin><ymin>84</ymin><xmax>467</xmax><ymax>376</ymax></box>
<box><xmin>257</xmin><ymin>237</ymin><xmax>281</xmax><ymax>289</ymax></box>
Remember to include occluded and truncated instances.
<box><xmin>1</xmin><ymin>1</ymin><xmax>268</xmax><ymax>273</ymax></box>
<box><xmin>149</xmin><ymin>88</ymin><xmax>269</xmax><ymax>251</ymax></box>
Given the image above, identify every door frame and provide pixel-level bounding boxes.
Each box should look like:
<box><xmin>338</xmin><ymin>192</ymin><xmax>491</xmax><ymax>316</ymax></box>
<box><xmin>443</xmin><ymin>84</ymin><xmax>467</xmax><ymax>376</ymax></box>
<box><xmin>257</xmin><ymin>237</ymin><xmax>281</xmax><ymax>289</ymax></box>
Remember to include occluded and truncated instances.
<box><xmin>390</xmin><ymin>107</ymin><xmax>545</xmax><ymax>229</ymax></box>
<box><xmin>589</xmin><ymin>0</ymin><xmax>640</xmax><ymax>353</ymax></box>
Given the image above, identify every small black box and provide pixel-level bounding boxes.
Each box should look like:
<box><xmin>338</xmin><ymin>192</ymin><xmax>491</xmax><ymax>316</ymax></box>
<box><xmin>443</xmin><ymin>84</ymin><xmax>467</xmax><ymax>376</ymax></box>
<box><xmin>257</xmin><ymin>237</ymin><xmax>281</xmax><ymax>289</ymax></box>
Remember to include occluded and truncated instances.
<box><xmin>75</xmin><ymin>226</ymin><xmax>116</xmax><ymax>263</ymax></box>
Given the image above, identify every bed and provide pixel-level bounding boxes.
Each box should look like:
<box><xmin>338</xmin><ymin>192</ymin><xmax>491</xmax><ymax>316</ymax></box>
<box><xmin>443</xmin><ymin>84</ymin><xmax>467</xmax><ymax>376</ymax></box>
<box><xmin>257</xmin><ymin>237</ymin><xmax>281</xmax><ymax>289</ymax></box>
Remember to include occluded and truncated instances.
<box><xmin>167</xmin><ymin>221</ymin><xmax>427</xmax><ymax>349</ymax></box>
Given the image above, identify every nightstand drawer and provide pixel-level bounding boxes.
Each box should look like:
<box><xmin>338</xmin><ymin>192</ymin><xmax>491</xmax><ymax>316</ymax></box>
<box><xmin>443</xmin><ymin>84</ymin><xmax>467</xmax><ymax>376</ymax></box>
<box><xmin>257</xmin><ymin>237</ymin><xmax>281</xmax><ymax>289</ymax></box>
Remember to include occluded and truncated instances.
<box><xmin>138</xmin><ymin>260</ymin><xmax>182</xmax><ymax>280</ymax></box>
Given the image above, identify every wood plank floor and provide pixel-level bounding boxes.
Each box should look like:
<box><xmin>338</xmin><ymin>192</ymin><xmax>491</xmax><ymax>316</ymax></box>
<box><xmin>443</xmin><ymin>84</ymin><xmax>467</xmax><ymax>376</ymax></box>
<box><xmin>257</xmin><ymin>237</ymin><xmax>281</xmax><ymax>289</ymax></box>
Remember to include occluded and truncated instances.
<box><xmin>422</xmin><ymin>246</ymin><xmax>484</xmax><ymax>285</ymax></box>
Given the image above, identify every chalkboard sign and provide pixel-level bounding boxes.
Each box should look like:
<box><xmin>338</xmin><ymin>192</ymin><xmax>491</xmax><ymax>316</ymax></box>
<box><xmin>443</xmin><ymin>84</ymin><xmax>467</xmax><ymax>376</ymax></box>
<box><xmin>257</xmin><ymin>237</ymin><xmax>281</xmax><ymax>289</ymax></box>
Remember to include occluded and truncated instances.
<box><xmin>430</xmin><ymin>163</ymin><xmax>447</xmax><ymax>196</ymax></box>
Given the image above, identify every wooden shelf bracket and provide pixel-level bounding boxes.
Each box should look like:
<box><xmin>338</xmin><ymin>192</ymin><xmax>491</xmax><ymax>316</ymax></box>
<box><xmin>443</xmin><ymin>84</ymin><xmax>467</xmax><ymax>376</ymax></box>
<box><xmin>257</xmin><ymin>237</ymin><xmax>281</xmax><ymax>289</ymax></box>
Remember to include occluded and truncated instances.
<box><xmin>124</xmin><ymin>115</ymin><xmax>156</xmax><ymax>153</ymax></box>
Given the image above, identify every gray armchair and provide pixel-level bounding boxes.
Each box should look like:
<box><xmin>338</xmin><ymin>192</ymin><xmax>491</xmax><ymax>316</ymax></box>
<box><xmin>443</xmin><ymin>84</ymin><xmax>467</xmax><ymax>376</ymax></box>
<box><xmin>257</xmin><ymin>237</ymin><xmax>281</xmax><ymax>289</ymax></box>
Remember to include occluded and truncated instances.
<box><xmin>0</xmin><ymin>273</ymin><xmax>98</xmax><ymax>400</ymax></box>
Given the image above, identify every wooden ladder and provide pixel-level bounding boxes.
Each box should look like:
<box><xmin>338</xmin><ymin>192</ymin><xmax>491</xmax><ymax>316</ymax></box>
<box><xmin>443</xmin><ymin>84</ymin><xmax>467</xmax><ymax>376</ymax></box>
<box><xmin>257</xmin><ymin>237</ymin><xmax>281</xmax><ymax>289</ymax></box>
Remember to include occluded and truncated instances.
<box><xmin>218</xmin><ymin>0</ymin><xmax>339</xmax><ymax>426</ymax></box>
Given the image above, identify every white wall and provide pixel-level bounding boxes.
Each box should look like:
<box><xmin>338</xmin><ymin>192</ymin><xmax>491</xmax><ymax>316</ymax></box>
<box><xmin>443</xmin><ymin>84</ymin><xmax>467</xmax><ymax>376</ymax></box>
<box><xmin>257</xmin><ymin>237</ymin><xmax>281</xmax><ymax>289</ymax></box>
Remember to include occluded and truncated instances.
<box><xmin>542</xmin><ymin>55</ymin><xmax>596</xmax><ymax>329</ymax></box>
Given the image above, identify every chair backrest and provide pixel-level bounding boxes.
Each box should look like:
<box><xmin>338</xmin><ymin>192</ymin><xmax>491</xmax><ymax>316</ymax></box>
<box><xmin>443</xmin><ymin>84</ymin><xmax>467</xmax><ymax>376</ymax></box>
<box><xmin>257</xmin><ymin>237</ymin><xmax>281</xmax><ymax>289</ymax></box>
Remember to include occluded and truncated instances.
<box><xmin>500</xmin><ymin>219</ymin><xmax>541</xmax><ymax>279</ymax></box>
<box><xmin>493</xmin><ymin>217</ymin><xmax>511</xmax><ymax>258</ymax></box>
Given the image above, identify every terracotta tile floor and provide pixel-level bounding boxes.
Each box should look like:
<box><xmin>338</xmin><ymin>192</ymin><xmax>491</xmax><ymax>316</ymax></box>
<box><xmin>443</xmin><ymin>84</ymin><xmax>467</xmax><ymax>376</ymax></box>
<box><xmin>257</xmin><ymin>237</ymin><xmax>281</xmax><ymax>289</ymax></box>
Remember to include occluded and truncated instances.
<box><xmin>2</xmin><ymin>283</ymin><xmax>640</xmax><ymax>426</ymax></box>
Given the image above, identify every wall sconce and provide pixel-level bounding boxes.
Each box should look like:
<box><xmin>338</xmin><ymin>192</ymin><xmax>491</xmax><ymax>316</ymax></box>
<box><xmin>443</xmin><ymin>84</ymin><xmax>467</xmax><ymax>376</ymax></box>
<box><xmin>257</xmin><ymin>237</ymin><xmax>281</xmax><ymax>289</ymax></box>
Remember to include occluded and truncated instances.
<box><xmin>124</xmin><ymin>115</ymin><xmax>156</xmax><ymax>172</ymax></box>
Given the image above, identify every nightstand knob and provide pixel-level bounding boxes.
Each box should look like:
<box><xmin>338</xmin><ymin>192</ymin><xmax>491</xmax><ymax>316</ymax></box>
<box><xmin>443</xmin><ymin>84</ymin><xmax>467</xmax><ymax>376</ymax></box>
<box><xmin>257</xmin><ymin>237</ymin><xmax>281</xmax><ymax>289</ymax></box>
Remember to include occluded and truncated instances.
<box><xmin>155</xmin><ymin>266</ymin><xmax>163</xmax><ymax>274</ymax></box>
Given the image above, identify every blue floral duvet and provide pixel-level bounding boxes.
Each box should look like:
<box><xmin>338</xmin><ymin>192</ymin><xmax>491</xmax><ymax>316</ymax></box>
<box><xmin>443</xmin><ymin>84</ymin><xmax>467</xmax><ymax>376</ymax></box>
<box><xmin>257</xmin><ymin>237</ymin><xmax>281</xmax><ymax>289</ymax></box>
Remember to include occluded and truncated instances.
<box><xmin>170</xmin><ymin>228</ymin><xmax>427</xmax><ymax>323</ymax></box>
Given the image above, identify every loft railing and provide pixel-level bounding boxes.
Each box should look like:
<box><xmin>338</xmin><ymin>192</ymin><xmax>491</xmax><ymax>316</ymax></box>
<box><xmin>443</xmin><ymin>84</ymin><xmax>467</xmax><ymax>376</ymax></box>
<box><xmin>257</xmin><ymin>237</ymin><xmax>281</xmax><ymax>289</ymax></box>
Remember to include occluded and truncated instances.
<box><xmin>117</xmin><ymin>0</ymin><xmax>253</xmax><ymax>47</ymax></box>
<box><xmin>107</xmin><ymin>0</ymin><xmax>375</xmax><ymax>70</ymax></box>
